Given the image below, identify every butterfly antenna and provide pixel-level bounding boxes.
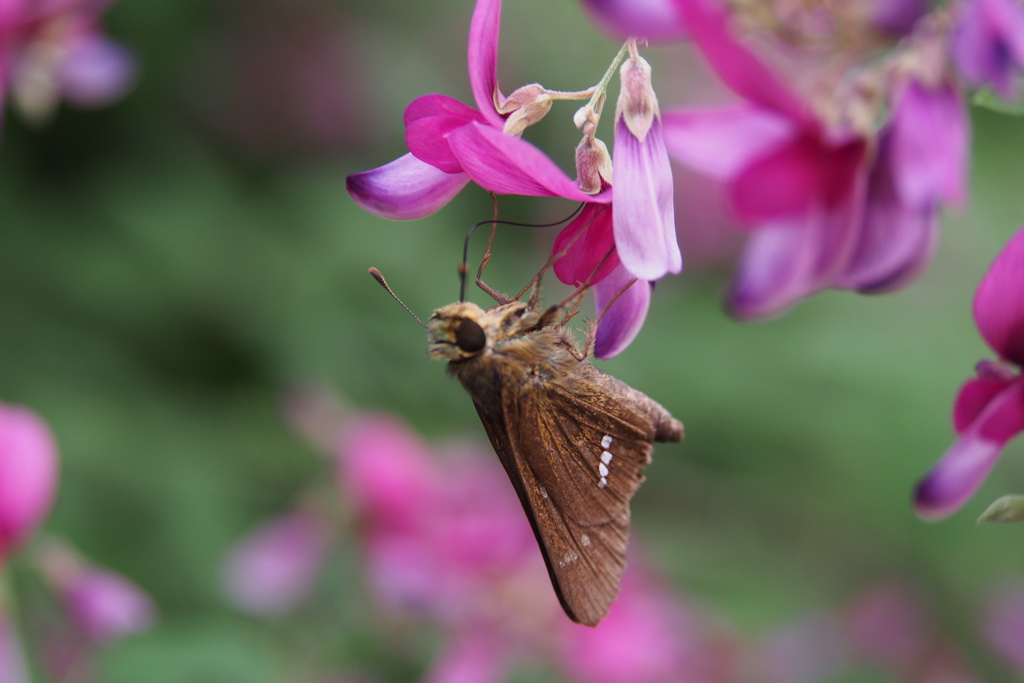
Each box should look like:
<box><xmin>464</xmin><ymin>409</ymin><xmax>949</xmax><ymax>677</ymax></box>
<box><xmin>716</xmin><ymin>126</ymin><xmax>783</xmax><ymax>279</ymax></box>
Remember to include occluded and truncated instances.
<box><xmin>368</xmin><ymin>268</ymin><xmax>428</xmax><ymax>329</ymax></box>
<box><xmin>459</xmin><ymin>202</ymin><xmax>586</xmax><ymax>303</ymax></box>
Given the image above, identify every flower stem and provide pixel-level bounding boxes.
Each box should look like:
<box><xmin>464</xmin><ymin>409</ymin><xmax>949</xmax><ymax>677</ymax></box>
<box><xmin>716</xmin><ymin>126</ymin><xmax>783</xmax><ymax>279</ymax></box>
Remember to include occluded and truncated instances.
<box><xmin>585</xmin><ymin>41</ymin><xmax>630</xmax><ymax>118</ymax></box>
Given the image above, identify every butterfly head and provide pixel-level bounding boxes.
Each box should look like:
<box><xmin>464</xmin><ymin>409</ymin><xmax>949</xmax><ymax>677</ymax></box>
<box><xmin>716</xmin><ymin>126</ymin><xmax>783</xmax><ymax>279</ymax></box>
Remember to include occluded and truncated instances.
<box><xmin>427</xmin><ymin>301</ymin><xmax>493</xmax><ymax>361</ymax></box>
<box><xmin>428</xmin><ymin>300</ymin><xmax>537</xmax><ymax>361</ymax></box>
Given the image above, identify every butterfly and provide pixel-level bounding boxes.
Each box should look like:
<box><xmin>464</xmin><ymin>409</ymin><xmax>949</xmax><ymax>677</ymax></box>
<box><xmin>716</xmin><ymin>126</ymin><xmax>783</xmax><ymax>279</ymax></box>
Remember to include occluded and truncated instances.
<box><xmin>426</xmin><ymin>287</ymin><xmax>683</xmax><ymax>626</ymax></box>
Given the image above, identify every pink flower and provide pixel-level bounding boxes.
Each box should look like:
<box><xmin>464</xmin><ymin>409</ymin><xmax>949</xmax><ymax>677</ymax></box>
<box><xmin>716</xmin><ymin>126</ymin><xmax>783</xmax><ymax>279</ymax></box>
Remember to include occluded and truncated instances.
<box><xmin>555</xmin><ymin>564</ymin><xmax>714</xmax><ymax>683</ymax></box>
<box><xmin>577</xmin><ymin>0</ymin><xmax>687</xmax><ymax>43</ymax></box>
<box><xmin>346</xmin><ymin>0</ymin><xmax>545</xmax><ymax>220</ymax></box>
<box><xmin>951</xmin><ymin>0</ymin><xmax>1024</xmax><ymax>99</ymax></box>
<box><xmin>914</xmin><ymin>227</ymin><xmax>1024</xmax><ymax>519</ymax></box>
<box><xmin>0</xmin><ymin>610</ymin><xmax>28</xmax><ymax>683</ymax></box>
<box><xmin>221</xmin><ymin>509</ymin><xmax>330</xmax><ymax>616</ymax></box>
<box><xmin>663</xmin><ymin>0</ymin><xmax>869</xmax><ymax>319</ymax></box>
<box><xmin>0</xmin><ymin>402</ymin><xmax>58</xmax><ymax>564</ymax></box>
<box><xmin>0</xmin><ymin>0</ymin><xmax>135</xmax><ymax>125</ymax></box>
<box><xmin>37</xmin><ymin>539</ymin><xmax>156</xmax><ymax>644</ymax></box>
<box><xmin>981</xmin><ymin>580</ymin><xmax>1024</xmax><ymax>673</ymax></box>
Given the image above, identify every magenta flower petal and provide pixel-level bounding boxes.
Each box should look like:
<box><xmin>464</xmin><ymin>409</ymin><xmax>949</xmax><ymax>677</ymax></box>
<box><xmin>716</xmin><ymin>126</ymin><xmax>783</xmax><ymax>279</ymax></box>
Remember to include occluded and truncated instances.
<box><xmin>612</xmin><ymin>119</ymin><xmax>682</xmax><ymax>280</ymax></box>
<box><xmin>406</xmin><ymin>116</ymin><xmax>474</xmax><ymax>174</ymax></box>
<box><xmin>870</xmin><ymin>0</ymin><xmax>929</xmax><ymax>35</ymax></box>
<box><xmin>552</xmin><ymin>203</ymin><xmax>619</xmax><ymax>286</ymax></box>
<box><xmin>58</xmin><ymin>36</ymin><xmax>135</xmax><ymax>106</ymax></box>
<box><xmin>730</xmin><ymin>134</ymin><xmax>865</xmax><ymax>222</ymax></box>
<box><xmin>678</xmin><ymin>0</ymin><xmax>812</xmax><ymax>123</ymax></box>
<box><xmin>447</xmin><ymin>122</ymin><xmax>610</xmax><ymax>202</ymax></box>
<box><xmin>222</xmin><ymin>511</ymin><xmax>328</xmax><ymax>616</ymax></box>
<box><xmin>973</xmin><ymin>227</ymin><xmax>1024</xmax><ymax>366</ymax></box>
<box><xmin>982</xmin><ymin>581</ymin><xmax>1024</xmax><ymax>673</ymax></box>
<box><xmin>954</xmin><ymin>376</ymin><xmax>1016</xmax><ymax>434</ymax></box>
<box><xmin>888</xmin><ymin>81</ymin><xmax>969</xmax><ymax>209</ymax></box>
<box><xmin>662</xmin><ymin>105</ymin><xmax>798</xmax><ymax>180</ymax></box>
<box><xmin>914</xmin><ymin>380</ymin><xmax>1024</xmax><ymax>520</ymax></box>
<box><xmin>578</xmin><ymin>0</ymin><xmax>687</xmax><ymax>43</ymax></box>
<box><xmin>0</xmin><ymin>403</ymin><xmax>58</xmax><ymax>563</ymax></box>
<box><xmin>404</xmin><ymin>94</ymin><xmax>483</xmax><ymax>126</ymax></box>
<box><xmin>594</xmin><ymin>265</ymin><xmax>651</xmax><ymax>359</ymax></box>
<box><xmin>346</xmin><ymin>153</ymin><xmax>470</xmax><ymax>220</ymax></box>
<box><xmin>952</xmin><ymin>0</ymin><xmax>1024</xmax><ymax>98</ymax></box>
<box><xmin>467</xmin><ymin>0</ymin><xmax>505</xmax><ymax>127</ymax></box>
<box><xmin>836</xmin><ymin>132</ymin><xmax>940</xmax><ymax>293</ymax></box>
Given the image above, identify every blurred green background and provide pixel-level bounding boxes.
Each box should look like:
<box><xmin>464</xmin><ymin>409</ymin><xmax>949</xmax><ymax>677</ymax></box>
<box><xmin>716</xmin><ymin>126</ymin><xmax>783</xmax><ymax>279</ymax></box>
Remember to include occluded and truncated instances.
<box><xmin>3</xmin><ymin>0</ymin><xmax>1024</xmax><ymax>680</ymax></box>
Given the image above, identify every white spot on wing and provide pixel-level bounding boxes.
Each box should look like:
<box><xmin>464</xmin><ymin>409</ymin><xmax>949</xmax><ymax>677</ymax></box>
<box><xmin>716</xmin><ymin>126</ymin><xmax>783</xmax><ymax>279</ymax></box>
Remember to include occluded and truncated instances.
<box><xmin>601</xmin><ymin>450</ymin><xmax>613</xmax><ymax>465</ymax></box>
<box><xmin>598</xmin><ymin>477</ymin><xmax>607</xmax><ymax>488</ymax></box>
<box><xmin>601</xmin><ymin>435</ymin><xmax>612</xmax><ymax>449</ymax></box>
<box><xmin>599</xmin><ymin>462</ymin><xmax>609</xmax><ymax>477</ymax></box>
<box><xmin>581</xmin><ymin>534</ymin><xmax>590</xmax><ymax>547</ymax></box>
<box><xmin>559</xmin><ymin>550</ymin><xmax>580</xmax><ymax>567</ymax></box>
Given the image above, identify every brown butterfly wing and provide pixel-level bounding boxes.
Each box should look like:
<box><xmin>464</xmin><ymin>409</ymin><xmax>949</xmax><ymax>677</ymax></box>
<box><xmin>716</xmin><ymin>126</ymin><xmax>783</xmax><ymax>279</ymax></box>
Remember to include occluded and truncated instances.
<box><xmin>472</xmin><ymin>361</ymin><xmax>669</xmax><ymax>626</ymax></box>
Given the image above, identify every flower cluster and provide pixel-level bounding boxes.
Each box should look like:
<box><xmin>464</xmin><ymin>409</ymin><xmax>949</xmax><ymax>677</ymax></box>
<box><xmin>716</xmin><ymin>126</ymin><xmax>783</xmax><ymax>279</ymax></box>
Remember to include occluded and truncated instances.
<box><xmin>0</xmin><ymin>400</ymin><xmax>155</xmax><ymax>683</ymax></box>
<box><xmin>0</xmin><ymin>0</ymin><xmax>134</xmax><ymax>129</ymax></box>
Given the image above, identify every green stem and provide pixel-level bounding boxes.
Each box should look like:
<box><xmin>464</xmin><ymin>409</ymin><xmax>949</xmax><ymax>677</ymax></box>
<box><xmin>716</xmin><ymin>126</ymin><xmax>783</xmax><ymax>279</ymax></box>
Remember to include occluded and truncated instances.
<box><xmin>585</xmin><ymin>41</ymin><xmax>630</xmax><ymax>117</ymax></box>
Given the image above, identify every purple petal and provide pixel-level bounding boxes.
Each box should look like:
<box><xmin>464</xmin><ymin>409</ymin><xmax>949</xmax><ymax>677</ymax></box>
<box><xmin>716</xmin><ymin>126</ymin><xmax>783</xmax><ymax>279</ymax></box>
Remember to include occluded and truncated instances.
<box><xmin>63</xmin><ymin>569</ymin><xmax>157</xmax><ymax>642</ymax></box>
<box><xmin>594</xmin><ymin>265</ymin><xmax>651</xmax><ymax>359</ymax></box>
<box><xmin>467</xmin><ymin>0</ymin><xmax>506</xmax><ymax>126</ymax></box>
<box><xmin>951</xmin><ymin>0</ymin><xmax>1024</xmax><ymax>98</ymax></box>
<box><xmin>662</xmin><ymin>105</ymin><xmax>798</xmax><ymax>180</ymax></box>
<box><xmin>835</xmin><ymin>131</ymin><xmax>940</xmax><ymax>293</ymax></box>
<box><xmin>612</xmin><ymin>119</ymin><xmax>682</xmax><ymax>280</ymax></box>
<box><xmin>914</xmin><ymin>380</ymin><xmax>1024</xmax><ymax>520</ymax></box>
<box><xmin>730</xmin><ymin>133</ymin><xmax>865</xmax><ymax>223</ymax></box>
<box><xmin>346</xmin><ymin>153</ymin><xmax>470</xmax><ymax>220</ymax></box>
<box><xmin>888</xmin><ymin>81</ymin><xmax>969</xmax><ymax>209</ymax></box>
<box><xmin>729</xmin><ymin>191</ymin><xmax>863</xmax><ymax>319</ymax></box>
<box><xmin>58</xmin><ymin>36</ymin><xmax>135</xmax><ymax>106</ymax></box>
<box><xmin>222</xmin><ymin>511</ymin><xmax>328</xmax><ymax>617</ymax></box>
<box><xmin>447</xmin><ymin>122</ymin><xmax>610</xmax><ymax>202</ymax></box>
<box><xmin>677</xmin><ymin>0</ymin><xmax>812</xmax><ymax>122</ymax></box>
<box><xmin>552</xmin><ymin>203</ymin><xmax>619</xmax><ymax>286</ymax></box>
<box><xmin>954</xmin><ymin>376</ymin><xmax>1017</xmax><ymax>434</ymax></box>
<box><xmin>982</xmin><ymin>581</ymin><xmax>1024</xmax><ymax>672</ymax></box>
<box><xmin>974</xmin><ymin>227</ymin><xmax>1024</xmax><ymax>365</ymax></box>
<box><xmin>869</xmin><ymin>0</ymin><xmax>929</xmax><ymax>35</ymax></box>
<box><xmin>579</xmin><ymin>0</ymin><xmax>688</xmax><ymax>43</ymax></box>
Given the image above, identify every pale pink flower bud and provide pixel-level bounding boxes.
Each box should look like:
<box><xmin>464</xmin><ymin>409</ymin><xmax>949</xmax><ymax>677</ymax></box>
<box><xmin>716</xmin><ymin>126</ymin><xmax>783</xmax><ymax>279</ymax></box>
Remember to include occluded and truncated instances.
<box><xmin>0</xmin><ymin>403</ymin><xmax>59</xmax><ymax>564</ymax></box>
<box><xmin>615</xmin><ymin>54</ymin><xmax>659</xmax><ymax>143</ymax></box>
<box><xmin>221</xmin><ymin>509</ymin><xmax>329</xmax><ymax>616</ymax></box>
<box><xmin>37</xmin><ymin>540</ymin><xmax>156</xmax><ymax>644</ymax></box>
<box><xmin>575</xmin><ymin>135</ymin><xmax>613</xmax><ymax>194</ymax></box>
<box><xmin>498</xmin><ymin>84</ymin><xmax>553</xmax><ymax>136</ymax></box>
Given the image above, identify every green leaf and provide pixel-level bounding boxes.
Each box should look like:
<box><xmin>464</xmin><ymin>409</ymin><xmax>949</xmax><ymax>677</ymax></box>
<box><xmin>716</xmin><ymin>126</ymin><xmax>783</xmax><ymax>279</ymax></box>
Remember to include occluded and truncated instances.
<box><xmin>977</xmin><ymin>495</ymin><xmax>1024</xmax><ymax>524</ymax></box>
<box><xmin>971</xmin><ymin>88</ymin><xmax>1024</xmax><ymax>116</ymax></box>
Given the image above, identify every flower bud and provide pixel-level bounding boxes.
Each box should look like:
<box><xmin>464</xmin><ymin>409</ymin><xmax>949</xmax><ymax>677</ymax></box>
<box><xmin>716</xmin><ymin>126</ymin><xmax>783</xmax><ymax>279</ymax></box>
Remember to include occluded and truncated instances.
<box><xmin>499</xmin><ymin>83</ymin><xmax>553</xmax><ymax>136</ymax></box>
<box><xmin>978</xmin><ymin>495</ymin><xmax>1024</xmax><ymax>524</ymax></box>
<box><xmin>0</xmin><ymin>403</ymin><xmax>59</xmax><ymax>564</ymax></box>
<box><xmin>615</xmin><ymin>54</ymin><xmax>659</xmax><ymax>143</ymax></box>
<box><xmin>575</xmin><ymin>135</ymin><xmax>613</xmax><ymax>194</ymax></box>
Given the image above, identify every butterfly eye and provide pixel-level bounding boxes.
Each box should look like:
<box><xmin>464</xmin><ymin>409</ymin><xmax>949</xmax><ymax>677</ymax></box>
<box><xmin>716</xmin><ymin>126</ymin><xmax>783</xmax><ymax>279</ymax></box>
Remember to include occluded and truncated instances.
<box><xmin>454</xmin><ymin>319</ymin><xmax>487</xmax><ymax>353</ymax></box>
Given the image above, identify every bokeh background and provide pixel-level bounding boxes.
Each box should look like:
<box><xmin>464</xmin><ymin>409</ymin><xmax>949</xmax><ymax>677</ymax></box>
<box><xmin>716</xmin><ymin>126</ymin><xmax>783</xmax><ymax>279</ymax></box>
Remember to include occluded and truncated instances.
<box><xmin>3</xmin><ymin>0</ymin><xmax>1024</xmax><ymax>680</ymax></box>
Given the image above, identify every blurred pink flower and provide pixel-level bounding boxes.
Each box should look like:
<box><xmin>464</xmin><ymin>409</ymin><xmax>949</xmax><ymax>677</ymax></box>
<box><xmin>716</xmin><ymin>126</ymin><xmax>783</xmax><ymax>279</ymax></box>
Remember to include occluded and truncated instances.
<box><xmin>981</xmin><ymin>580</ymin><xmax>1024</xmax><ymax>673</ymax></box>
<box><xmin>221</xmin><ymin>508</ymin><xmax>330</xmax><ymax>616</ymax></box>
<box><xmin>915</xmin><ymin>227</ymin><xmax>1024</xmax><ymax>519</ymax></box>
<box><xmin>663</xmin><ymin>0</ymin><xmax>868</xmax><ymax>319</ymax></box>
<box><xmin>842</xmin><ymin>581</ymin><xmax>929</xmax><ymax>673</ymax></box>
<box><xmin>0</xmin><ymin>402</ymin><xmax>58</xmax><ymax>565</ymax></box>
<box><xmin>951</xmin><ymin>0</ymin><xmax>1024</xmax><ymax>99</ymax></box>
<box><xmin>577</xmin><ymin>0</ymin><xmax>687</xmax><ymax>43</ymax></box>
<box><xmin>0</xmin><ymin>0</ymin><xmax>134</xmax><ymax>125</ymax></box>
<box><xmin>37</xmin><ymin>539</ymin><xmax>156</xmax><ymax>644</ymax></box>
<box><xmin>555</xmin><ymin>564</ymin><xmax>715</xmax><ymax>683</ymax></box>
<box><xmin>754</xmin><ymin>612</ymin><xmax>848</xmax><ymax>683</ymax></box>
<box><xmin>0</xmin><ymin>610</ymin><xmax>28</xmax><ymax>683</ymax></box>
